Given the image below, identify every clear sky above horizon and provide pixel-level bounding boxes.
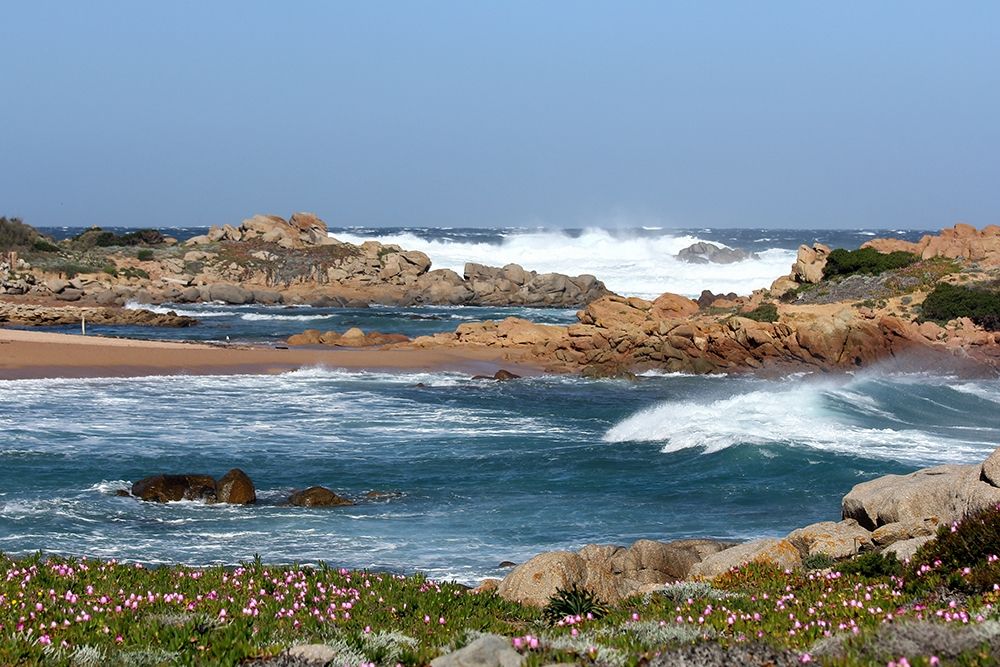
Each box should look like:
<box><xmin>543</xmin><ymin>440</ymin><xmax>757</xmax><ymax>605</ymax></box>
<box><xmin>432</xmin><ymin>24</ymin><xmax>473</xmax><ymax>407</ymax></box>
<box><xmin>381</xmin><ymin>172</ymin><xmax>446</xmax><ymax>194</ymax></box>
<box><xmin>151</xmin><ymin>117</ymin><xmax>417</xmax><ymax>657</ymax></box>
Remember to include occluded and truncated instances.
<box><xmin>2</xmin><ymin>2</ymin><xmax>998</xmax><ymax>230</ymax></box>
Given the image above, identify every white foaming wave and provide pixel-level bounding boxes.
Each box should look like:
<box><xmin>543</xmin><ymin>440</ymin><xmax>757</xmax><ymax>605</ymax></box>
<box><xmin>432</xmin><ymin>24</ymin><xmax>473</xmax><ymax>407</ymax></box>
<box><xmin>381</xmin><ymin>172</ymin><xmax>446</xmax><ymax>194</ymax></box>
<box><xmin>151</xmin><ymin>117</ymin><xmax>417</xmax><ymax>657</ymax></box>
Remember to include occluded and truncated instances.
<box><xmin>638</xmin><ymin>370</ymin><xmax>729</xmax><ymax>379</ymax></box>
<box><xmin>603</xmin><ymin>384</ymin><xmax>989</xmax><ymax>464</ymax></box>
<box><xmin>239</xmin><ymin>313</ymin><xmax>335</xmax><ymax>322</ymax></box>
<box><xmin>334</xmin><ymin>228</ymin><xmax>795</xmax><ymax>299</ymax></box>
<box><xmin>280</xmin><ymin>366</ymin><xmax>467</xmax><ymax>386</ymax></box>
<box><xmin>87</xmin><ymin>480</ymin><xmax>131</xmax><ymax>495</ymax></box>
<box><xmin>125</xmin><ymin>301</ymin><xmax>236</xmax><ymax>318</ymax></box>
<box><xmin>951</xmin><ymin>381</ymin><xmax>1000</xmax><ymax>404</ymax></box>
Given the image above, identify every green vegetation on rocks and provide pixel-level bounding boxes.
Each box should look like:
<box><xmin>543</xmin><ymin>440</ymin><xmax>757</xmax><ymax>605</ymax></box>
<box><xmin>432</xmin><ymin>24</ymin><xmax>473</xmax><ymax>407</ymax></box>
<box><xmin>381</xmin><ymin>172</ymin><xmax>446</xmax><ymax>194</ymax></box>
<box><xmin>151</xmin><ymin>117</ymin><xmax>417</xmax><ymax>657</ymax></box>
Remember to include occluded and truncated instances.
<box><xmin>921</xmin><ymin>282</ymin><xmax>1000</xmax><ymax>330</ymax></box>
<box><xmin>822</xmin><ymin>247</ymin><xmax>919</xmax><ymax>280</ymax></box>
<box><xmin>741</xmin><ymin>302</ymin><xmax>779</xmax><ymax>323</ymax></box>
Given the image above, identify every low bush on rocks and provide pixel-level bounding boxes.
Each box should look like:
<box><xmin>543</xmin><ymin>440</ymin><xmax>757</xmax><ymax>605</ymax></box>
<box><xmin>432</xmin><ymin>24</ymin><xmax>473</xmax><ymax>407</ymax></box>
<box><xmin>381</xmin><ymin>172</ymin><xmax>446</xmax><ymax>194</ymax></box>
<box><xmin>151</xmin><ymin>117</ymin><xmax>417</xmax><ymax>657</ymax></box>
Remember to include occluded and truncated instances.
<box><xmin>741</xmin><ymin>302</ymin><xmax>779</xmax><ymax>323</ymax></box>
<box><xmin>906</xmin><ymin>505</ymin><xmax>1000</xmax><ymax>594</ymax></box>
<box><xmin>822</xmin><ymin>247</ymin><xmax>919</xmax><ymax>279</ymax></box>
<box><xmin>920</xmin><ymin>282</ymin><xmax>1000</xmax><ymax>330</ymax></box>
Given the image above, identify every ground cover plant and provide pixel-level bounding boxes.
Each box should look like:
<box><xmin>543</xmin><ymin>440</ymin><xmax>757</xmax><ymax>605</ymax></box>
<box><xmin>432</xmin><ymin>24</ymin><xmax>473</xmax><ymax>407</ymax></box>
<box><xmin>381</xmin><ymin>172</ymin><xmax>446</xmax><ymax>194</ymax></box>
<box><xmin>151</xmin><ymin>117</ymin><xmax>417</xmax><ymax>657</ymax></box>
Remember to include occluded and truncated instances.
<box><xmin>3</xmin><ymin>532</ymin><xmax>1000</xmax><ymax>667</ymax></box>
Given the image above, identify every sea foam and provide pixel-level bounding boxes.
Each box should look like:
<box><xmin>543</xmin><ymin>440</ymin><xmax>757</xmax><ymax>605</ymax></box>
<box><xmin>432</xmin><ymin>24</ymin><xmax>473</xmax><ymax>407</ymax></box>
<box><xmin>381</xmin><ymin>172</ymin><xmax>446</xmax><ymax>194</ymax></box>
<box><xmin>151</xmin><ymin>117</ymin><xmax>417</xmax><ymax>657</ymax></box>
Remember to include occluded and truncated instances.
<box><xmin>603</xmin><ymin>379</ymin><xmax>994</xmax><ymax>464</ymax></box>
<box><xmin>334</xmin><ymin>228</ymin><xmax>795</xmax><ymax>299</ymax></box>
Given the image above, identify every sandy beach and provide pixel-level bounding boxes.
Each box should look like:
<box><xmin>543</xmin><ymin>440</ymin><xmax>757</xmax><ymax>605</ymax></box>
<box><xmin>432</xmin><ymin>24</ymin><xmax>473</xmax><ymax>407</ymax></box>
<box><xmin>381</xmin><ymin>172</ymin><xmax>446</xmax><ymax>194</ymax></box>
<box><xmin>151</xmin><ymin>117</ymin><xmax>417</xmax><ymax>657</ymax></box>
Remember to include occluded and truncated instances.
<box><xmin>0</xmin><ymin>328</ymin><xmax>539</xmax><ymax>380</ymax></box>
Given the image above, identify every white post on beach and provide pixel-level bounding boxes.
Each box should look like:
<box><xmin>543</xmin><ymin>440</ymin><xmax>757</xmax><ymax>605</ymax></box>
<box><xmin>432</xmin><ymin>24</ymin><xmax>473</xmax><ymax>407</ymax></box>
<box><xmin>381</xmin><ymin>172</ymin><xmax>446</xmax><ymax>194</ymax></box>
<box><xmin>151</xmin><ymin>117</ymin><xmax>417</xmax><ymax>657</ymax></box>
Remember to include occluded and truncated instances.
<box><xmin>81</xmin><ymin>314</ymin><xmax>86</xmax><ymax>336</ymax></box>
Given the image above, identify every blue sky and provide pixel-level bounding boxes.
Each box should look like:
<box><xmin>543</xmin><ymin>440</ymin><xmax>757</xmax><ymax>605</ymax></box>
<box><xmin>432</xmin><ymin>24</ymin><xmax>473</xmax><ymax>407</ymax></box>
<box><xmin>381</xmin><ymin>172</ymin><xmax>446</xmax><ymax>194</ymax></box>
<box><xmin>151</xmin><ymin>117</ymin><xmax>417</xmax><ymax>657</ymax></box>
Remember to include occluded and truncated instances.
<box><xmin>1</xmin><ymin>2</ymin><xmax>998</xmax><ymax>229</ymax></box>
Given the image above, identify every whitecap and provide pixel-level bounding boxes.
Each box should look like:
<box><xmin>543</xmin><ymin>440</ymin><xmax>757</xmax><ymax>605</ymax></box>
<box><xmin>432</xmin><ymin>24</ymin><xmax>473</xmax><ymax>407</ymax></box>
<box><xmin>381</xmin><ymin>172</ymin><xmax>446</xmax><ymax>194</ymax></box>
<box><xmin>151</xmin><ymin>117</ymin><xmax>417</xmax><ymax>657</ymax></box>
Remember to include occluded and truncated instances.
<box><xmin>603</xmin><ymin>380</ymin><xmax>992</xmax><ymax>464</ymax></box>
<box><xmin>333</xmin><ymin>228</ymin><xmax>795</xmax><ymax>299</ymax></box>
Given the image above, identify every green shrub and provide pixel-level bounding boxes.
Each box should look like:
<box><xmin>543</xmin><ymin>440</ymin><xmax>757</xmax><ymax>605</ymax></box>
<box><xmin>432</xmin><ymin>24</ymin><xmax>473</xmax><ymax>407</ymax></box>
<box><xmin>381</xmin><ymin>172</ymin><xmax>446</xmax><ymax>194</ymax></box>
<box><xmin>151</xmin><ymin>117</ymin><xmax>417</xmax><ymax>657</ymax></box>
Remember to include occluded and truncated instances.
<box><xmin>71</xmin><ymin>227</ymin><xmax>165</xmax><ymax>249</ymax></box>
<box><xmin>822</xmin><ymin>247</ymin><xmax>919</xmax><ymax>279</ymax></box>
<box><xmin>802</xmin><ymin>553</ymin><xmax>836</xmax><ymax>570</ymax></box>
<box><xmin>920</xmin><ymin>282</ymin><xmax>1000</xmax><ymax>330</ymax></box>
<box><xmin>121</xmin><ymin>267</ymin><xmax>150</xmax><ymax>280</ymax></box>
<box><xmin>542</xmin><ymin>585</ymin><xmax>610</xmax><ymax>625</ymax></box>
<box><xmin>102</xmin><ymin>265</ymin><xmax>118</xmax><ymax>277</ymax></box>
<box><xmin>137</xmin><ymin>249</ymin><xmax>154</xmax><ymax>261</ymax></box>
<box><xmin>32</xmin><ymin>239</ymin><xmax>61</xmax><ymax>252</ymax></box>
<box><xmin>741</xmin><ymin>302</ymin><xmax>779</xmax><ymax>323</ymax></box>
<box><xmin>838</xmin><ymin>551</ymin><xmax>901</xmax><ymax>577</ymax></box>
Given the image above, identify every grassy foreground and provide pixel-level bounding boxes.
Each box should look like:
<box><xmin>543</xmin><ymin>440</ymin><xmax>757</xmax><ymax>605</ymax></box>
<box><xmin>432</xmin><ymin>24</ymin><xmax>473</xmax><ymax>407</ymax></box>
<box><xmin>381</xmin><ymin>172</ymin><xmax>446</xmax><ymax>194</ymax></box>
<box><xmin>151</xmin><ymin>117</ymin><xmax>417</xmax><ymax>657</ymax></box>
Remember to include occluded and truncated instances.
<box><xmin>2</xmin><ymin>512</ymin><xmax>1000</xmax><ymax>666</ymax></box>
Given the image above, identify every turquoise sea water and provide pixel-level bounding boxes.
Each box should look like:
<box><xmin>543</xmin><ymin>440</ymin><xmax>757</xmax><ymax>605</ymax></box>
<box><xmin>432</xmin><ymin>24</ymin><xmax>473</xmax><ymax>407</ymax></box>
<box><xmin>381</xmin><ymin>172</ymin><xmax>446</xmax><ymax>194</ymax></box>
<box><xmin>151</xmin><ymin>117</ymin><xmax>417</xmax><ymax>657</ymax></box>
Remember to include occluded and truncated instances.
<box><xmin>2</xmin><ymin>226</ymin><xmax>994</xmax><ymax>584</ymax></box>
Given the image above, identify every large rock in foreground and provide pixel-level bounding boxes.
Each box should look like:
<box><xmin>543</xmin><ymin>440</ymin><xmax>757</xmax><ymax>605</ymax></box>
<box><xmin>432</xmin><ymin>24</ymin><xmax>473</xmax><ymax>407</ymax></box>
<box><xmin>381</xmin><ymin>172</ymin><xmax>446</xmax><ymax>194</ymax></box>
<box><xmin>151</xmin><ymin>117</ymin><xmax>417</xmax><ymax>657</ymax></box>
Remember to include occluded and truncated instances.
<box><xmin>842</xmin><ymin>462</ymin><xmax>1000</xmax><ymax>530</ymax></box>
<box><xmin>496</xmin><ymin>538</ymin><xmax>734</xmax><ymax>606</ymax></box>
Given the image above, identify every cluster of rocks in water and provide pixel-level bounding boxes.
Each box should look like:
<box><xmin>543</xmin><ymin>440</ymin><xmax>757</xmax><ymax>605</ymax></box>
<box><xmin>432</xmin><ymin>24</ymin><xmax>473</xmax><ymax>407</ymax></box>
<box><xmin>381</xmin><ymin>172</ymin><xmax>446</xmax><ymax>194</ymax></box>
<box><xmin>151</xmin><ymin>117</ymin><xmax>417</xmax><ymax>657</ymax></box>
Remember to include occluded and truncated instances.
<box><xmin>3</xmin><ymin>213</ymin><xmax>612</xmax><ymax>314</ymax></box>
<box><xmin>127</xmin><ymin>469</ymin><xmax>360</xmax><ymax>507</ymax></box>
<box><xmin>490</xmin><ymin>445</ymin><xmax>1000</xmax><ymax>606</ymax></box>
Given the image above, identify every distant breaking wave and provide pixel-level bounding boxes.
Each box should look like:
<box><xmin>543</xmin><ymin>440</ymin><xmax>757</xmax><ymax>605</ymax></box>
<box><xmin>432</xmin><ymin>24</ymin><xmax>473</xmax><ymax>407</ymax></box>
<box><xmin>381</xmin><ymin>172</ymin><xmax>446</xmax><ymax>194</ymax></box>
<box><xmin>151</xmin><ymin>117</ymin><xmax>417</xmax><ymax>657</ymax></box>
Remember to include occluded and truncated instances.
<box><xmin>334</xmin><ymin>228</ymin><xmax>795</xmax><ymax>299</ymax></box>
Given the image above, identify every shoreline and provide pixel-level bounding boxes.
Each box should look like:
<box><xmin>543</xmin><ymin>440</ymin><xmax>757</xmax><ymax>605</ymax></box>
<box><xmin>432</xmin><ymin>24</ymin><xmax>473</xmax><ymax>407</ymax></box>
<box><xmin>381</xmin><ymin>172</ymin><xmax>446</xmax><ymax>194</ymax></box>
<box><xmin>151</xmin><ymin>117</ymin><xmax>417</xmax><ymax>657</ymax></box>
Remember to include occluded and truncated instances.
<box><xmin>0</xmin><ymin>328</ymin><xmax>544</xmax><ymax>380</ymax></box>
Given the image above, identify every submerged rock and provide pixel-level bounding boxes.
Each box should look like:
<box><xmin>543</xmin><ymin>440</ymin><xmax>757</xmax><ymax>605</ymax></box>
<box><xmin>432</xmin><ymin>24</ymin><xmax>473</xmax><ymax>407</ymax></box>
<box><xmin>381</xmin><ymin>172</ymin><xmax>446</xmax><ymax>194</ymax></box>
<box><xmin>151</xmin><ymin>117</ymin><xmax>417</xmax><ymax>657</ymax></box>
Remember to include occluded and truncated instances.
<box><xmin>288</xmin><ymin>486</ymin><xmax>354</xmax><ymax>507</ymax></box>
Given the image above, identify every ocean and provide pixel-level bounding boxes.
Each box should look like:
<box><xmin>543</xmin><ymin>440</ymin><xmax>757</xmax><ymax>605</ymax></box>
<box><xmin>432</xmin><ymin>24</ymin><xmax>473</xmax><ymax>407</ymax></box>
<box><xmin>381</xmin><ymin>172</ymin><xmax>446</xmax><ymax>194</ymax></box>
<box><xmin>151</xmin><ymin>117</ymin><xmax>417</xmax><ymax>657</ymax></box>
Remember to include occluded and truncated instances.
<box><xmin>4</xmin><ymin>225</ymin><xmax>995</xmax><ymax>584</ymax></box>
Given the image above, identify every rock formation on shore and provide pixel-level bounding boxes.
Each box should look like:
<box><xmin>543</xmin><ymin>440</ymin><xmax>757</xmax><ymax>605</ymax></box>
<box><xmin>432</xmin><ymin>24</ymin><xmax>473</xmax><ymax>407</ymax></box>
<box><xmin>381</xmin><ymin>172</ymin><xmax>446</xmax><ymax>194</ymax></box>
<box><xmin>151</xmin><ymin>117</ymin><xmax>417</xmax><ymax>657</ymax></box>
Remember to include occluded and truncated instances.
<box><xmin>0</xmin><ymin>300</ymin><xmax>196</xmax><ymax>327</ymax></box>
<box><xmin>494</xmin><ymin>443</ymin><xmax>1000</xmax><ymax>603</ymax></box>
<box><xmin>406</xmin><ymin>224</ymin><xmax>1000</xmax><ymax>375</ymax></box>
<box><xmin>1</xmin><ymin>214</ymin><xmax>612</xmax><ymax>311</ymax></box>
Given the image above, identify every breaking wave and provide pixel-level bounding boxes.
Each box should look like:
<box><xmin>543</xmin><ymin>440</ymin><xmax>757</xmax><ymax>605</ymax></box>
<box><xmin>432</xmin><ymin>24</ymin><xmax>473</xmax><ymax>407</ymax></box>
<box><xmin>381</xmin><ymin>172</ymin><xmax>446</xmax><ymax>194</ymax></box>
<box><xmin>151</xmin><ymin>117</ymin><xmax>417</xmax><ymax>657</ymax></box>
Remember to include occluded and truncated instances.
<box><xmin>334</xmin><ymin>228</ymin><xmax>794</xmax><ymax>299</ymax></box>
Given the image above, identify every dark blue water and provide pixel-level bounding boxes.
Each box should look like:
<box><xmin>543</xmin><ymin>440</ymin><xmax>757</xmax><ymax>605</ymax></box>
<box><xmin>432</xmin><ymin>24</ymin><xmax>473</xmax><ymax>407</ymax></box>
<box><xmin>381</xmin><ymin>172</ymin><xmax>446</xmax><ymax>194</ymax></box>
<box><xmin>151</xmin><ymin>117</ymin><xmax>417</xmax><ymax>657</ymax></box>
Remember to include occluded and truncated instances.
<box><xmin>1</xmin><ymin>366</ymin><xmax>997</xmax><ymax>582</ymax></box>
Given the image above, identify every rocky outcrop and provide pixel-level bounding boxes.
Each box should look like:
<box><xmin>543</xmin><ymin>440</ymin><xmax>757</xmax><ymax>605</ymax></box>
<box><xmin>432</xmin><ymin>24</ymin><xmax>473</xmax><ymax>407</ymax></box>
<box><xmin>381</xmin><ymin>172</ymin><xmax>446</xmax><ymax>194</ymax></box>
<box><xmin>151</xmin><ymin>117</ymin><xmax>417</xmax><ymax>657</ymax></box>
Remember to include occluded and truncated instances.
<box><xmin>677</xmin><ymin>242</ymin><xmax>757</xmax><ymax>264</ymax></box>
<box><xmin>131</xmin><ymin>474</ymin><xmax>220</xmax><ymax>503</ymax></box>
<box><xmin>0</xmin><ymin>302</ymin><xmax>196</xmax><ymax>327</ymax></box>
<box><xmin>286</xmin><ymin>328</ymin><xmax>409</xmax><ymax>348</ymax></box>
<box><xmin>496</xmin><ymin>538</ymin><xmax>734</xmax><ymax>605</ymax></box>
<box><xmin>769</xmin><ymin>243</ymin><xmax>831</xmax><ymax>297</ymax></box>
<box><xmin>403</xmin><ymin>263</ymin><xmax>610</xmax><ymax>308</ymax></box>
<box><xmin>216</xmin><ymin>469</ymin><xmax>256</xmax><ymax>505</ymax></box>
<box><xmin>786</xmin><ymin>519</ymin><xmax>872</xmax><ymax>558</ymax></box>
<box><xmin>688</xmin><ymin>538</ymin><xmax>802</xmax><ymax>579</ymax></box>
<box><xmin>862</xmin><ymin>223</ymin><xmax>1000</xmax><ymax>266</ymax></box>
<box><xmin>188</xmin><ymin>212</ymin><xmax>338</xmax><ymax>250</ymax></box>
<box><xmin>842</xmin><ymin>461</ymin><xmax>1000</xmax><ymax>530</ymax></box>
<box><xmin>131</xmin><ymin>469</ymin><xmax>257</xmax><ymax>504</ymax></box>
<box><xmin>288</xmin><ymin>486</ymin><xmax>354</xmax><ymax>507</ymax></box>
<box><xmin>411</xmin><ymin>294</ymin><xmax>932</xmax><ymax>375</ymax></box>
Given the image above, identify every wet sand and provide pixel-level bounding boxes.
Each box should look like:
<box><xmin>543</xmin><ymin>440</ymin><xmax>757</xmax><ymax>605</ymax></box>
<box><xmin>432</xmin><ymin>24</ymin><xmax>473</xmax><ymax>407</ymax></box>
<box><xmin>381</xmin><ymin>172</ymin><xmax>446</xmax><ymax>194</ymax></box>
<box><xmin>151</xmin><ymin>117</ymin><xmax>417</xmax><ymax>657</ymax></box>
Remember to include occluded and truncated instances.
<box><xmin>0</xmin><ymin>328</ymin><xmax>540</xmax><ymax>380</ymax></box>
